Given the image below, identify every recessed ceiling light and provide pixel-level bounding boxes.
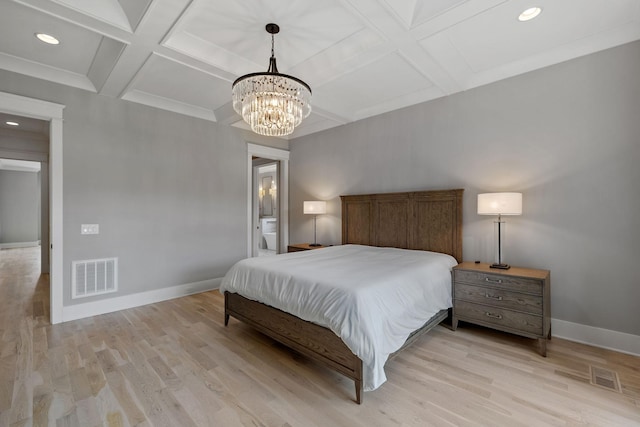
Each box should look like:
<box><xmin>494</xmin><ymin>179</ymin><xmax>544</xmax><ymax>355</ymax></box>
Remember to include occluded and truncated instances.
<box><xmin>35</xmin><ymin>33</ymin><xmax>60</xmax><ymax>45</ymax></box>
<box><xmin>6</xmin><ymin>121</ymin><xmax>19</xmax><ymax>126</ymax></box>
<box><xmin>518</xmin><ymin>7</ymin><xmax>542</xmax><ymax>22</ymax></box>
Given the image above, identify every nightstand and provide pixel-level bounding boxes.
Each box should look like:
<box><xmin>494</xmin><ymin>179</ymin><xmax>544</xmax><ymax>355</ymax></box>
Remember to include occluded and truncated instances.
<box><xmin>452</xmin><ymin>262</ymin><xmax>551</xmax><ymax>356</ymax></box>
<box><xmin>287</xmin><ymin>243</ymin><xmax>327</xmax><ymax>252</ymax></box>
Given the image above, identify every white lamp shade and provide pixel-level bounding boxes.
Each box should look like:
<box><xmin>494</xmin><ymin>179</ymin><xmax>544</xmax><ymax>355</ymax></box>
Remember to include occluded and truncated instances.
<box><xmin>303</xmin><ymin>201</ymin><xmax>326</xmax><ymax>215</ymax></box>
<box><xmin>477</xmin><ymin>193</ymin><xmax>522</xmax><ymax>215</ymax></box>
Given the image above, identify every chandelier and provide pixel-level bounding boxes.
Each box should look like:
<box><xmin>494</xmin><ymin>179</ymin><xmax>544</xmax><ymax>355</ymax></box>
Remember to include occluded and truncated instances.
<box><xmin>232</xmin><ymin>23</ymin><xmax>312</xmax><ymax>137</ymax></box>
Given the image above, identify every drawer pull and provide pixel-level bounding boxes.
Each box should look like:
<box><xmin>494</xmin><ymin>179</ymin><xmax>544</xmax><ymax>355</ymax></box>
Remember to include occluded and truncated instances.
<box><xmin>485</xmin><ymin>277</ymin><xmax>503</xmax><ymax>284</ymax></box>
<box><xmin>485</xmin><ymin>312</ymin><xmax>503</xmax><ymax>320</ymax></box>
<box><xmin>485</xmin><ymin>293</ymin><xmax>503</xmax><ymax>301</ymax></box>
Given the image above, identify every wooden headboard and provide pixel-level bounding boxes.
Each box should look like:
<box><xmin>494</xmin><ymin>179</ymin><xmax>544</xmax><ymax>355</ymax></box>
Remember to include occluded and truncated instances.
<box><xmin>340</xmin><ymin>189</ymin><xmax>463</xmax><ymax>262</ymax></box>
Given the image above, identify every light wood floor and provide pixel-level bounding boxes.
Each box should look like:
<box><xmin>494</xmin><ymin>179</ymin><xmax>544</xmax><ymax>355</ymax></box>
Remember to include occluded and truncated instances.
<box><xmin>1</xmin><ymin>247</ymin><xmax>639</xmax><ymax>426</ymax></box>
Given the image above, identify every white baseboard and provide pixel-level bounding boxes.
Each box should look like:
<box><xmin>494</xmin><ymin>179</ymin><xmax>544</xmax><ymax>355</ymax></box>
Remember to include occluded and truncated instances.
<box><xmin>0</xmin><ymin>241</ymin><xmax>40</xmax><ymax>249</ymax></box>
<box><xmin>552</xmin><ymin>318</ymin><xmax>640</xmax><ymax>357</ymax></box>
<box><xmin>62</xmin><ymin>277</ymin><xmax>222</xmax><ymax>323</ymax></box>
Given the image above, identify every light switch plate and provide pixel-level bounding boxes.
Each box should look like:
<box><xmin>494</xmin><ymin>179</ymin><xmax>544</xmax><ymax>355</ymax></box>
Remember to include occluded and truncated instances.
<box><xmin>81</xmin><ymin>224</ymin><xmax>99</xmax><ymax>235</ymax></box>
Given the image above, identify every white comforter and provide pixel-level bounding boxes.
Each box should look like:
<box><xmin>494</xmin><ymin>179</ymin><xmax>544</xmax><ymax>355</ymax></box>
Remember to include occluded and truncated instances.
<box><xmin>219</xmin><ymin>244</ymin><xmax>457</xmax><ymax>391</ymax></box>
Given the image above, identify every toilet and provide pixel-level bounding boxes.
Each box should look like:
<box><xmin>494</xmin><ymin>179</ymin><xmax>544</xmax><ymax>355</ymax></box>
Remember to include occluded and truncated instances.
<box><xmin>261</xmin><ymin>218</ymin><xmax>277</xmax><ymax>250</ymax></box>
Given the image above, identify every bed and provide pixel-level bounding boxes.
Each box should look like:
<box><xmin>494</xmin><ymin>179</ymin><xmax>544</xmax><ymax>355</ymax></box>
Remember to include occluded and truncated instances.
<box><xmin>221</xmin><ymin>189</ymin><xmax>463</xmax><ymax>403</ymax></box>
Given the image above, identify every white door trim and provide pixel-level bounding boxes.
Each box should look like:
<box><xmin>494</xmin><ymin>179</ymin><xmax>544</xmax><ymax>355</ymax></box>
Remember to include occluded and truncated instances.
<box><xmin>0</xmin><ymin>91</ymin><xmax>65</xmax><ymax>324</ymax></box>
<box><xmin>247</xmin><ymin>143</ymin><xmax>289</xmax><ymax>258</ymax></box>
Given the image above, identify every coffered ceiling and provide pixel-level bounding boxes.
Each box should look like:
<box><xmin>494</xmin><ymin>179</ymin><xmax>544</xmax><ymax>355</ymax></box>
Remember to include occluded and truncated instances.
<box><xmin>2</xmin><ymin>0</ymin><xmax>639</xmax><ymax>139</ymax></box>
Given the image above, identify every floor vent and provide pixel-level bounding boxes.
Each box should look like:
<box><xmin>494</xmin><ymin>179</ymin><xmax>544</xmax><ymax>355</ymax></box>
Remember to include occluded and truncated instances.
<box><xmin>590</xmin><ymin>366</ymin><xmax>621</xmax><ymax>393</ymax></box>
<box><xmin>72</xmin><ymin>257</ymin><xmax>118</xmax><ymax>299</ymax></box>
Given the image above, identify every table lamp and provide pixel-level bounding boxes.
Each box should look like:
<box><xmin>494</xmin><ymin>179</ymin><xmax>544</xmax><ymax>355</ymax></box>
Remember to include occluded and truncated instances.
<box><xmin>477</xmin><ymin>192</ymin><xmax>522</xmax><ymax>269</ymax></box>
<box><xmin>303</xmin><ymin>201</ymin><xmax>326</xmax><ymax>247</ymax></box>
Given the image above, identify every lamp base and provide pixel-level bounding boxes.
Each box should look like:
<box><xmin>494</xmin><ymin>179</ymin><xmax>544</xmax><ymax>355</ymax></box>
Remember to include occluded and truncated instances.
<box><xmin>490</xmin><ymin>263</ymin><xmax>511</xmax><ymax>270</ymax></box>
<box><xmin>309</xmin><ymin>243</ymin><xmax>322</xmax><ymax>247</ymax></box>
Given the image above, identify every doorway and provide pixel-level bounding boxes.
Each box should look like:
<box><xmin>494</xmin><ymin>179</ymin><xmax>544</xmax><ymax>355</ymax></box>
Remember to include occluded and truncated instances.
<box><xmin>253</xmin><ymin>160</ymin><xmax>279</xmax><ymax>256</ymax></box>
<box><xmin>0</xmin><ymin>91</ymin><xmax>64</xmax><ymax>324</ymax></box>
<box><xmin>246</xmin><ymin>144</ymin><xmax>289</xmax><ymax>258</ymax></box>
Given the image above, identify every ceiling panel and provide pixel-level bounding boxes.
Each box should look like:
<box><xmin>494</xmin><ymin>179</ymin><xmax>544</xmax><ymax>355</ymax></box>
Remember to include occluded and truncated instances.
<box><xmin>382</xmin><ymin>0</ymin><xmax>470</xmax><ymax>29</ymax></box>
<box><xmin>446</xmin><ymin>0</ymin><xmax>638</xmax><ymax>73</ymax></box>
<box><xmin>49</xmin><ymin>0</ymin><xmax>131</xmax><ymax>31</ymax></box>
<box><xmin>0</xmin><ymin>1</ymin><xmax>103</xmax><ymax>75</ymax></box>
<box><xmin>126</xmin><ymin>55</ymin><xmax>229</xmax><ymax>110</ymax></box>
<box><xmin>121</xmin><ymin>54</ymin><xmax>231</xmax><ymax>120</ymax></box>
<box><xmin>314</xmin><ymin>52</ymin><xmax>434</xmax><ymax>118</ymax></box>
<box><xmin>1</xmin><ymin>0</ymin><xmax>639</xmax><ymax>139</ymax></box>
<box><xmin>164</xmin><ymin>0</ymin><xmax>372</xmax><ymax>75</ymax></box>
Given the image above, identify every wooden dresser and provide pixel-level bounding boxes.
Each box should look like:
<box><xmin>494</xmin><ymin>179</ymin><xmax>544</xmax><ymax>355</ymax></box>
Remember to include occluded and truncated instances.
<box><xmin>287</xmin><ymin>243</ymin><xmax>327</xmax><ymax>252</ymax></box>
<box><xmin>452</xmin><ymin>262</ymin><xmax>551</xmax><ymax>356</ymax></box>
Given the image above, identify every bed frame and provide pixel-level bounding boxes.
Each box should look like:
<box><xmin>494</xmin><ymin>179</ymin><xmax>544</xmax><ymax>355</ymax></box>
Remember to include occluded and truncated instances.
<box><xmin>224</xmin><ymin>189</ymin><xmax>463</xmax><ymax>403</ymax></box>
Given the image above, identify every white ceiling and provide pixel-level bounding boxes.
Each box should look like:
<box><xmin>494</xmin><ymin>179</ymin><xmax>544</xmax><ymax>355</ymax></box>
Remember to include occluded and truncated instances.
<box><xmin>1</xmin><ymin>0</ymin><xmax>639</xmax><ymax>139</ymax></box>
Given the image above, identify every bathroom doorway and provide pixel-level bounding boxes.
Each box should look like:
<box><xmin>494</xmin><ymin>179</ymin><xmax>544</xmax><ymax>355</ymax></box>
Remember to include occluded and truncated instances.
<box><xmin>246</xmin><ymin>143</ymin><xmax>289</xmax><ymax>259</ymax></box>
<box><xmin>253</xmin><ymin>160</ymin><xmax>278</xmax><ymax>257</ymax></box>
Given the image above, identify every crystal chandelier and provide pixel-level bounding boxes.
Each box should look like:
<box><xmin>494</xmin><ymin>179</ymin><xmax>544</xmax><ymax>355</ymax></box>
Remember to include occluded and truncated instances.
<box><xmin>232</xmin><ymin>23</ymin><xmax>312</xmax><ymax>137</ymax></box>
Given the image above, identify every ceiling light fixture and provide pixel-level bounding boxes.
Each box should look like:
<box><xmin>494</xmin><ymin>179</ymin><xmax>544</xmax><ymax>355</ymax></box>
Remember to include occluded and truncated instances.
<box><xmin>6</xmin><ymin>121</ymin><xmax>19</xmax><ymax>126</ymax></box>
<box><xmin>35</xmin><ymin>33</ymin><xmax>60</xmax><ymax>45</ymax></box>
<box><xmin>232</xmin><ymin>23</ymin><xmax>311</xmax><ymax>137</ymax></box>
<box><xmin>518</xmin><ymin>7</ymin><xmax>542</xmax><ymax>22</ymax></box>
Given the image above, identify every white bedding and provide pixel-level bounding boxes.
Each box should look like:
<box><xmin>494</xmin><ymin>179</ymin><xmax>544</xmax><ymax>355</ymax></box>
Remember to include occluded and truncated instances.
<box><xmin>219</xmin><ymin>244</ymin><xmax>457</xmax><ymax>391</ymax></box>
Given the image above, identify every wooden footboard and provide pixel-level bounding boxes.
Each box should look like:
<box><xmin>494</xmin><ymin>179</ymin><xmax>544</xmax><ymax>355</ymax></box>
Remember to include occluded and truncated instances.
<box><xmin>224</xmin><ymin>291</ymin><xmax>448</xmax><ymax>403</ymax></box>
<box><xmin>225</xmin><ymin>291</ymin><xmax>364</xmax><ymax>403</ymax></box>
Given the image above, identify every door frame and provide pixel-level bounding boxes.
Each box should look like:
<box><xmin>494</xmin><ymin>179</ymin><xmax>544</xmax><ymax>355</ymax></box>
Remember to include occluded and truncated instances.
<box><xmin>0</xmin><ymin>91</ymin><xmax>64</xmax><ymax>324</ymax></box>
<box><xmin>247</xmin><ymin>143</ymin><xmax>289</xmax><ymax>258</ymax></box>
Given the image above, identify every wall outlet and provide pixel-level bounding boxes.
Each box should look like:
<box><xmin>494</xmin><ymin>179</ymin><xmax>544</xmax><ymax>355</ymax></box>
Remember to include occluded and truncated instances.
<box><xmin>81</xmin><ymin>224</ymin><xmax>99</xmax><ymax>235</ymax></box>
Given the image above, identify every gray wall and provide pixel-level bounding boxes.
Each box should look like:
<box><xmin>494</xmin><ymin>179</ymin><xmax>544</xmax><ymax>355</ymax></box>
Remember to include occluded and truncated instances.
<box><xmin>0</xmin><ymin>69</ymin><xmax>287</xmax><ymax>307</ymax></box>
<box><xmin>0</xmin><ymin>169</ymin><xmax>40</xmax><ymax>244</ymax></box>
<box><xmin>289</xmin><ymin>41</ymin><xmax>640</xmax><ymax>336</ymax></box>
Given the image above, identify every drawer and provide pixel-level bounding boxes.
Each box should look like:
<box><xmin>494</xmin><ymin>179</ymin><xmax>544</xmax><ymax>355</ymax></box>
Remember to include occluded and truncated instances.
<box><xmin>454</xmin><ymin>283</ymin><xmax>543</xmax><ymax>315</ymax></box>
<box><xmin>454</xmin><ymin>300</ymin><xmax>543</xmax><ymax>336</ymax></box>
<box><xmin>454</xmin><ymin>270</ymin><xmax>542</xmax><ymax>295</ymax></box>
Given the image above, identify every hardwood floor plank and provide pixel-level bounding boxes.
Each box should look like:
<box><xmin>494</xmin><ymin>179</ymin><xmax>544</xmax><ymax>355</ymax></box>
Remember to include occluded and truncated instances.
<box><xmin>103</xmin><ymin>370</ymin><xmax>147</xmax><ymax>426</ymax></box>
<box><xmin>68</xmin><ymin>368</ymin><xmax>93</xmax><ymax>402</ymax></box>
<box><xmin>93</xmin><ymin>385</ymin><xmax>130</xmax><ymax>427</ymax></box>
<box><xmin>154</xmin><ymin>388</ymin><xmax>198</xmax><ymax>427</ymax></box>
<box><xmin>9</xmin><ymin>378</ymin><xmax>32</xmax><ymax>425</ymax></box>
<box><xmin>146</xmin><ymin>356</ymin><xmax>181</xmax><ymax>390</ymax></box>
<box><xmin>0</xmin><ymin>354</ymin><xmax>16</xmax><ymax>412</ymax></box>
<box><xmin>95</xmin><ymin>349</ymin><xmax>119</xmax><ymax>374</ymax></box>
<box><xmin>170</xmin><ymin>363</ymin><xmax>225</xmax><ymax>422</ymax></box>
<box><xmin>170</xmin><ymin>385</ymin><xmax>215</xmax><ymax>427</ymax></box>
<box><xmin>47</xmin><ymin>346</ymin><xmax>69</xmax><ymax>379</ymax></box>
<box><xmin>32</xmin><ymin>391</ymin><xmax>53</xmax><ymax>427</ymax></box>
<box><xmin>55</xmin><ymin>409</ymin><xmax>80</xmax><ymax>427</ymax></box>
<box><xmin>79</xmin><ymin>355</ymin><xmax>107</xmax><ymax>398</ymax></box>
<box><xmin>116</xmin><ymin>363</ymin><xmax>172</xmax><ymax>427</ymax></box>
<box><xmin>72</xmin><ymin>396</ymin><xmax>102</xmax><ymax>427</ymax></box>
<box><xmin>48</xmin><ymin>374</ymin><xmax>74</xmax><ymax>424</ymax></box>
